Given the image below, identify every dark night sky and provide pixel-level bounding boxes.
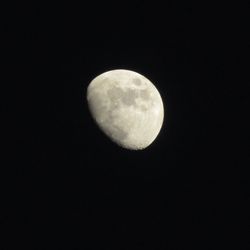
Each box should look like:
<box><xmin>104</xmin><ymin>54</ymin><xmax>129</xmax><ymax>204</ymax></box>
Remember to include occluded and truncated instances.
<box><xmin>1</xmin><ymin>1</ymin><xmax>249</xmax><ymax>249</ymax></box>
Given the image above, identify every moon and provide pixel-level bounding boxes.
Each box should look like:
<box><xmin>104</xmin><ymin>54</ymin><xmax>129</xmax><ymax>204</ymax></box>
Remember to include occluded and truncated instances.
<box><xmin>86</xmin><ymin>69</ymin><xmax>164</xmax><ymax>150</ymax></box>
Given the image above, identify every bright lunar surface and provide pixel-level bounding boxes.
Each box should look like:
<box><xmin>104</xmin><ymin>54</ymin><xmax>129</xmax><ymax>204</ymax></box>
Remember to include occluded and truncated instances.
<box><xmin>87</xmin><ymin>69</ymin><xmax>164</xmax><ymax>150</ymax></box>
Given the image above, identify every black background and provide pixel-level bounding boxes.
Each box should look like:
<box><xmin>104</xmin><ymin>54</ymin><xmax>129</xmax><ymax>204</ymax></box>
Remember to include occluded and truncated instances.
<box><xmin>1</xmin><ymin>1</ymin><xmax>249</xmax><ymax>249</ymax></box>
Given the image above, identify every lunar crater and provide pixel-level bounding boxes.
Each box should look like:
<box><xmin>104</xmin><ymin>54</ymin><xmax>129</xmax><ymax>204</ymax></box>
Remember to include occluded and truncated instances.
<box><xmin>140</xmin><ymin>89</ymin><xmax>150</xmax><ymax>100</ymax></box>
<box><xmin>133</xmin><ymin>78</ymin><xmax>141</xmax><ymax>86</ymax></box>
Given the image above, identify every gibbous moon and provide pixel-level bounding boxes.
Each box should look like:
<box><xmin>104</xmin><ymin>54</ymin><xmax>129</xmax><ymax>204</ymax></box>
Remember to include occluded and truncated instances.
<box><xmin>87</xmin><ymin>69</ymin><xmax>164</xmax><ymax>150</ymax></box>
